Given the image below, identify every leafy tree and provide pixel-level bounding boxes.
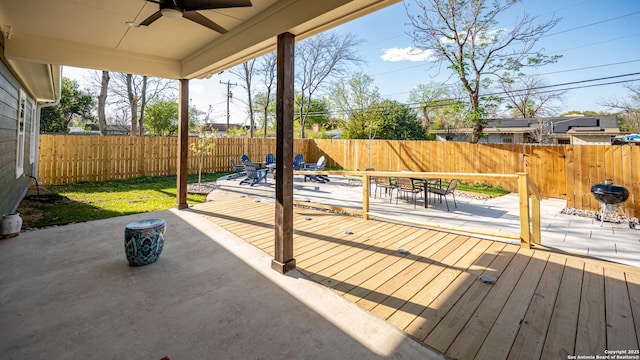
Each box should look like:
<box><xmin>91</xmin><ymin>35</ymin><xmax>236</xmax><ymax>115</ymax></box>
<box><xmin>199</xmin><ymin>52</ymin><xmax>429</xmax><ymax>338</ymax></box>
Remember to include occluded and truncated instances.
<box><xmin>145</xmin><ymin>101</ymin><xmax>200</xmax><ymax>135</ymax></box>
<box><xmin>145</xmin><ymin>101</ymin><xmax>178</xmax><ymax>135</ymax></box>
<box><xmin>40</xmin><ymin>77</ymin><xmax>94</xmax><ymax>133</ymax></box>
<box><xmin>376</xmin><ymin>100</ymin><xmax>426</xmax><ymax>140</ymax></box>
<box><xmin>331</xmin><ymin>73</ymin><xmax>381</xmax><ymax>121</ymax></box>
<box><xmin>294</xmin><ymin>96</ymin><xmax>332</xmax><ymax>130</ymax></box>
<box><xmin>331</xmin><ymin>72</ymin><xmax>382</xmax><ymax>145</ymax></box>
<box><xmin>406</xmin><ymin>0</ymin><xmax>559</xmax><ymax>143</ymax></box>
<box><xmin>295</xmin><ymin>31</ymin><xmax>363</xmax><ymax>138</ymax></box>
<box><xmin>408</xmin><ymin>82</ymin><xmax>451</xmax><ymax>128</ymax></box>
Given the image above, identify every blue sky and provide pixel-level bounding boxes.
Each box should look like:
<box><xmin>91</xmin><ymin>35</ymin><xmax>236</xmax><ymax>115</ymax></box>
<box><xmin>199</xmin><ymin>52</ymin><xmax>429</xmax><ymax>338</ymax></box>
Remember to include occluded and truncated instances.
<box><xmin>64</xmin><ymin>0</ymin><xmax>640</xmax><ymax>125</ymax></box>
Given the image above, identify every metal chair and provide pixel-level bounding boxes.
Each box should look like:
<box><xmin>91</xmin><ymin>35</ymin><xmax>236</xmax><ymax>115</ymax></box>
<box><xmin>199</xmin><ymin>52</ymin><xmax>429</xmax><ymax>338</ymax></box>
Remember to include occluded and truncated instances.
<box><xmin>428</xmin><ymin>179</ymin><xmax>458</xmax><ymax>211</ymax></box>
<box><xmin>373</xmin><ymin>176</ymin><xmax>396</xmax><ymax>203</ymax></box>
<box><xmin>395</xmin><ymin>177</ymin><xmax>422</xmax><ymax>208</ymax></box>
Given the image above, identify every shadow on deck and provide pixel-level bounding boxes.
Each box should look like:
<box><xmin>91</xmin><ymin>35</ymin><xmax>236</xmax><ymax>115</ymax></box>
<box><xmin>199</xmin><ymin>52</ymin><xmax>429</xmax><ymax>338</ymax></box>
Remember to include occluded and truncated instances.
<box><xmin>193</xmin><ymin>198</ymin><xmax>640</xmax><ymax>360</ymax></box>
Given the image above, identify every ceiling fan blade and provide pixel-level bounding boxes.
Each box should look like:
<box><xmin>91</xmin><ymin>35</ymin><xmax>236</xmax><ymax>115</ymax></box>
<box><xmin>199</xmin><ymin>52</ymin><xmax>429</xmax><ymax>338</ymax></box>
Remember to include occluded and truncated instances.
<box><xmin>178</xmin><ymin>0</ymin><xmax>252</xmax><ymax>11</ymax></box>
<box><xmin>183</xmin><ymin>11</ymin><xmax>228</xmax><ymax>33</ymax></box>
<box><xmin>140</xmin><ymin>10</ymin><xmax>163</xmax><ymax>27</ymax></box>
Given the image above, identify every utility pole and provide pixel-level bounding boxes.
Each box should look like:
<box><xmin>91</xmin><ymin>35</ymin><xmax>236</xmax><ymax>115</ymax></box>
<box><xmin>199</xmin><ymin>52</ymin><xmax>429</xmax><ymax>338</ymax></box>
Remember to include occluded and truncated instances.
<box><xmin>220</xmin><ymin>80</ymin><xmax>237</xmax><ymax>130</ymax></box>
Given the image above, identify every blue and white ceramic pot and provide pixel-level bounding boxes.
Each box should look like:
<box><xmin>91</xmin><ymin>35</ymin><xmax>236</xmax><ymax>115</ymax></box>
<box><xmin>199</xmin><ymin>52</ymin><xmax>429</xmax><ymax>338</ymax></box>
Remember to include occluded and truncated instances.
<box><xmin>124</xmin><ymin>218</ymin><xmax>166</xmax><ymax>266</ymax></box>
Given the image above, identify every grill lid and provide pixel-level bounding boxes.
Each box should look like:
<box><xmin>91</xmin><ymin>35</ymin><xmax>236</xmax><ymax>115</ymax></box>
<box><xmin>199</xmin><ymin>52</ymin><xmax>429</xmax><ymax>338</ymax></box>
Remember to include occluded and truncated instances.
<box><xmin>590</xmin><ymin>181</ymin><xmax>630</xmax><ymax>205</ymax></box>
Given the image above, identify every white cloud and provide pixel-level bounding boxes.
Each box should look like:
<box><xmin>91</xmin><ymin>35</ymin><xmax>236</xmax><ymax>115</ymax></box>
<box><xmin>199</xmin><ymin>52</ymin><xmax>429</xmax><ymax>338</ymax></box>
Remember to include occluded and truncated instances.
<box><xmin>380</xmin><ymin>47</ymin><xmax>436</xmax><ymax>62</ymax></box>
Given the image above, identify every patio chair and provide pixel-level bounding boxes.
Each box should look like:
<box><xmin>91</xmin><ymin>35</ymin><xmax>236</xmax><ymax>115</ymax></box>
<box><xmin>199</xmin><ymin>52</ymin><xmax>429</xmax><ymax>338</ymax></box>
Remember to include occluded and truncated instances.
<box><xmin>241</xmin><ymin>154</ymin><xmax>262</xmax><ymax>169</ymax></box>
<box><xmin>265</xmin><ymin>153</ymin><xmax>275</xmax><ymax>166</ymax></box>
<box><xmin>373</xmin><ymin>176</ymin><xmax>396</xmax><ymax>203</ymax></box>
<box><xmin>428</xmin><ymin>179</ymin><xmax>458</xmax><ymax>211</ymax></box>
<box><xmin>395</xmin><ymin>177</ymin><xmax>423</xmax><ymax>208</ymax></box>
<box><xmin>302</xmin><ymin>156</ymin><xmax>329</xmax><ymax>183</ymax></box>
<box><xmin>239</xmin><ymin>161</ymin><xmax>269</xmax><ymax>186</ymax></box>
<box><xmin>229</xmin><ymin>157</ymin><xmax>246</xmax><ymax>179</ymax></box>
<box><xmin>293</xmin><ymin>153</ymin><xmax>305</xmax><ymax>170</ymax></box>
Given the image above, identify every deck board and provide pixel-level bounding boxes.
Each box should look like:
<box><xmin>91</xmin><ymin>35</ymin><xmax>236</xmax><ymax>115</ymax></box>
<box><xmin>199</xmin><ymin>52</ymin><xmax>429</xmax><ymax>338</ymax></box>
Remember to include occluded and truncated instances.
<box><xmin>575</xmin><ymin>262</ymin><xmax>606</xmax><ymax>355</ymax></box>
<box><xmin>191</xmin><ymin>198</ymin><xmax>640</xmax><ymax>360</ymax></box>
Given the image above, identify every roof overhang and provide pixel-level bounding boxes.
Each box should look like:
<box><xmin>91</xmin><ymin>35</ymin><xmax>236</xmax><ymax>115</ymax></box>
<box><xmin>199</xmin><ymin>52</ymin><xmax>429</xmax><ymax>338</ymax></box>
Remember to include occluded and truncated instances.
<box><xmin>0</xmin><ymin>0</ymin><xmax>401</xmax><ymax>81</ymax></box>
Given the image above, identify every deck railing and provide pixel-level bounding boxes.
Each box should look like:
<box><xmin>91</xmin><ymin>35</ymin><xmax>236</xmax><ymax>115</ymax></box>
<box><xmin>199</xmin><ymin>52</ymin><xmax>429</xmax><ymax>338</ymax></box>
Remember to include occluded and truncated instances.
<box><xmin>293</xmin><ymin>170</ymin><xmax>542</xmax><ymax>248</ymax></box>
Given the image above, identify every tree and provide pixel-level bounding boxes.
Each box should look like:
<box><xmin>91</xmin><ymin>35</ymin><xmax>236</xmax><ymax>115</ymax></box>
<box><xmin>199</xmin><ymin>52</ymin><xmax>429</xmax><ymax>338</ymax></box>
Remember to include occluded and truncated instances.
<box><xmin>375</xmin><ymin>100</ymin><xmax>425</xmax><ymax>140</ymax></box>
<box><xmin>144</xmin><ymin>101</ymin><xmax>200</xmax><ymax>136</ymax></box>
<box><xmin>97</xmin><ymin>71</ymin><xmax>109</xmax><ymax>136</ymax></box>
<box><xmin>145</xmin><ymin>101</ymin><xmax>178</xmax><ymax>136</ymax></box>
<box><xmin>406</xmin><ymin>0</ymin><xmax>559</xmax><ymax>143</ymax></box>
<box><xmin>296</xmin><ymin>31</ymin><xmax>363</xmax><ymax>138</ymax></box>
<box><xmin>252</xmin><ymin>91</ymin><xmax>276</xmax><ymax>136</ymax></box>
<box><xmin>255</xmin><ymin>52</ymin><xmax>277</xmax><ymax>138</ymax></box>
<box><xmin>602</xmin><ymin>83</ymin><xmax>640</xmax><ymax>132</ymax></box>
<box><xmin>529</xmin><ymin>117</ymin><xmax>552</xmax><ymax>143</ymax></box>
<box><xmin>408</xmin><ymin>82</ymin><xmax>451</xmax><ymax>128</ymax></box>
<box><xmin>189</xmin><ymin>126</ymin><xmax>216</xmax><ymax>183</ymax></box>
<box><xmin>331</xmin><ymin>72</ymin><xmax>381</xmax><ymax>121</ymax></box>
<box><xmin>499</xmin><ymin>73</ymin><xmax>565</xmax><ymax>118</ymax></box>
<box><xmin>294</xmin><ymin>96</ymin><xmax>331</xmax><ymax>131</ymax></box>
<box><xmin>229</xmin><ymin>59</ymin><xmax>257</xmax><ymax>137</ymax></box>
<box><xmin>107</xmin><ymin>73</ymin><xmax>177</xmax><ymax>136</ymax></box>
<box><xmin>40</xmin><ymin>77</ymin><xmax>94</xmax><ymax>133</ymax></box>
<box><xmin>331</xmin><ymin>72</ymin><xmax>381</xmax><ymax>142</ymax></box>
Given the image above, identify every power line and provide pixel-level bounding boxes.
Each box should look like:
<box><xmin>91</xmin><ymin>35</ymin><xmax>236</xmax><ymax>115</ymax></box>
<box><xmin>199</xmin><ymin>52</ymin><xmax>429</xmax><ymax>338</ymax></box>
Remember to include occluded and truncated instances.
<box><xmin>543</xmin><ymin>10</ymin><xmax>640</xmax><ymax>38</ymax></box>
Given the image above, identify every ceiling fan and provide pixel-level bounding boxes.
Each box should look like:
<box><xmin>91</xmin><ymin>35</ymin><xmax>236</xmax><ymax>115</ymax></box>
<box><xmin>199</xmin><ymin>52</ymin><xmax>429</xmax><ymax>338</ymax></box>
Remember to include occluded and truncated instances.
<box><xmin>136</xmin><ymin>0</ymin><xmax>252</xmax><ymax>34</ymax></box>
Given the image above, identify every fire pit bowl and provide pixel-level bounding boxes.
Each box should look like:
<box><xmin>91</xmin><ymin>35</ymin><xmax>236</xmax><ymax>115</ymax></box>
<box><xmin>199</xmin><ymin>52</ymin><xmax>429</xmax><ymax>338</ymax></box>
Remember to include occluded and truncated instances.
<box><xmin>590</xmin><ymin>183</ymin><xmax>629</xmax><ymax>205</ymax></box>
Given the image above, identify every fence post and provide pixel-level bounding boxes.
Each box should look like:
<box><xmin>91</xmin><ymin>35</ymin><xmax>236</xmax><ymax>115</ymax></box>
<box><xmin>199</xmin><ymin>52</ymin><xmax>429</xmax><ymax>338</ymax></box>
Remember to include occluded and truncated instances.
<box><xmin>517</xmin><ymin>172</ymin><xmax>531</xmax><ymax>249</ymax></box>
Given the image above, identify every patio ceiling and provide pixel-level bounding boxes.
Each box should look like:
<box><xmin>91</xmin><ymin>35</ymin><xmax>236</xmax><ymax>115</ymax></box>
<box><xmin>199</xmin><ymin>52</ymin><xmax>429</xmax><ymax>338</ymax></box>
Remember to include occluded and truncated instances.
<box><xmin>0</xmin><ymin>0</ymin><xmax>400</xmax><ymax>101</ymax></box>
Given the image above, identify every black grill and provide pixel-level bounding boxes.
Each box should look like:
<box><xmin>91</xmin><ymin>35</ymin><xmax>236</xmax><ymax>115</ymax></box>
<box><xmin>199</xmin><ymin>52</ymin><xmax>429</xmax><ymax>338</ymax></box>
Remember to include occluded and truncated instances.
<box><xmin>590</xmin><ymin>183</ymin><xmax>629</xmax><ymax>205</ymax></box>
<box><xmin>590</xmin><ymin>180</ymin><xmax>635</xmax><ymax>229</ymax></box>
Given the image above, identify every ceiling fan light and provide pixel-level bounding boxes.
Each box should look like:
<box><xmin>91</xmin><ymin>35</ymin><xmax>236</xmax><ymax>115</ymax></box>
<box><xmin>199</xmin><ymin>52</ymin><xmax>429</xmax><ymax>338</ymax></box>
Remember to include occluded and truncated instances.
<box><xmin>161</xmin><ymin>8</ymin><xmax>183</xmax><ymax>20</ymax></box>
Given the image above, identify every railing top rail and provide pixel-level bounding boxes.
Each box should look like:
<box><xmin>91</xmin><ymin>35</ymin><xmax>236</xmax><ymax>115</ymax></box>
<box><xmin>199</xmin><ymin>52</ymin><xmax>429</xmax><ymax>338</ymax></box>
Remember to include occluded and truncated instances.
<box><xmin>293</xmin><ymin>170</ymin><xmax>519</xmax><ymax>182</ymax></box>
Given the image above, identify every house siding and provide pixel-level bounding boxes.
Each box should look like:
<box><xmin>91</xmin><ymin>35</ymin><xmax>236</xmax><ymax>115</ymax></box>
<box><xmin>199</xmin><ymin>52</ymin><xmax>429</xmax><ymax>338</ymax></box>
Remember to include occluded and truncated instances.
<box><xmin>0</xmin><ymin>48</ymin><xmax>35</xmax><ymax>216</ymax></box>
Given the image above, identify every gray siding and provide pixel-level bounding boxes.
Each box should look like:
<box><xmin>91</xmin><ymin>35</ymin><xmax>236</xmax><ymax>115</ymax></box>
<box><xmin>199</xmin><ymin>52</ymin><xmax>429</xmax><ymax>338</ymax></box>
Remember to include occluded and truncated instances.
<box><xmin>0</xmin><ymin>57</ymin><xmax>35</xmax><ymax>216</ymax></box>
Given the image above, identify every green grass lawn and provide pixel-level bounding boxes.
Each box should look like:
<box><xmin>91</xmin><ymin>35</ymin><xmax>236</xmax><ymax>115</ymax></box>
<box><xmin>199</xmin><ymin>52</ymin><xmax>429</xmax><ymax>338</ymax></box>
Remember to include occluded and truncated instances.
<box><xmin>18</xmin><ymin>171</ymin><xmax>508</xmax><ymax>229</ymax></box>
<box><xmin>18</xmin><ymin>173</ymin><xmax>229</xmax><ymax>229</ymax></box>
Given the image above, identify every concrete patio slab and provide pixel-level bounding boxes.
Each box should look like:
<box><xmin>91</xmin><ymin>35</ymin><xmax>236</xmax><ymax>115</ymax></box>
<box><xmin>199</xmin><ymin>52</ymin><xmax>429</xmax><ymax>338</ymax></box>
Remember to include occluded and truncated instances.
<box><xmin>0</xmin><ymin>209</ymin><xmax>446</xmax><ymax>359</ymax></box>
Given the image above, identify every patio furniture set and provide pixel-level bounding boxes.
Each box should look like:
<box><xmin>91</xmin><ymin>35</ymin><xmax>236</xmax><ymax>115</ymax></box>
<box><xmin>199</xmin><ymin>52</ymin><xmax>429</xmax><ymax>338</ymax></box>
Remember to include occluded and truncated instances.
<box><xmin>373</xmin><ymin>173</ymin><xmax>458</xmax><ymax>211</ymax></box>
<box><xmin>229</xmin><ymin>153</ymin><xmax>329</xmax><ymax>186</ymax></box>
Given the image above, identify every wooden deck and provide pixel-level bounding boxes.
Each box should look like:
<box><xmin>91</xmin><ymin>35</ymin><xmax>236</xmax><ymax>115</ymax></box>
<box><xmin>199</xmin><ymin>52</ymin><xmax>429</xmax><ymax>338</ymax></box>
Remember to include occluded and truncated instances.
<box><xmin>192</xmin><ymin>198</ymin><xmax>640</xmax><ymax>359</ymax></box>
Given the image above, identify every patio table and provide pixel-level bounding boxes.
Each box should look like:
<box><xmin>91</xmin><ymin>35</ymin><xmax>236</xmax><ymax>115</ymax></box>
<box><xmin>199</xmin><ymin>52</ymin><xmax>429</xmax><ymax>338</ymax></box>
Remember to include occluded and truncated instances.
<box><xmin>410</xmin><ymin>177</ymin><xmax>442</xmax><ymax>208</ymax></box>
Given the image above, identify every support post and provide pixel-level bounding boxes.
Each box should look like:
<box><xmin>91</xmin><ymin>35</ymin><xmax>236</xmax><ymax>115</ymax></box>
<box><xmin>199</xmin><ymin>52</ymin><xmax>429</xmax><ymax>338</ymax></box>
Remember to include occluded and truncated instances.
<box><xmin>176</xmin><ymin>79</ymin><xmax>189</xmax><ymax>210</ymax></box>
<box><xmin>272</xmin><ymin>32</ymin><xmax>296</xmax><ymax>274</ymax></box>
<box><xmin>517</xmin><ymin>172</ymin><xmax>531</xmax><ymax>248</ymax></box>
<box><xmin>362</xmin><ymin>173</ymin><xmax>369</xmax><ymax>220</ymax></box>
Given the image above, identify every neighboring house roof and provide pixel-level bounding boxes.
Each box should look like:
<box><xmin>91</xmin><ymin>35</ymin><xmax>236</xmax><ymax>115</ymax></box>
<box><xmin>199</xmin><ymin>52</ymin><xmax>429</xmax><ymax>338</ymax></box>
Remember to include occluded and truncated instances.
<box><xmin>202</xmin><ymin>123</ymin><xmax>249</xmax><ymax>132</ymax></box>
<box><xmin>431</xmin><ymin>116</ymin><xmax>620</xmax><ymax>135</ymax></box>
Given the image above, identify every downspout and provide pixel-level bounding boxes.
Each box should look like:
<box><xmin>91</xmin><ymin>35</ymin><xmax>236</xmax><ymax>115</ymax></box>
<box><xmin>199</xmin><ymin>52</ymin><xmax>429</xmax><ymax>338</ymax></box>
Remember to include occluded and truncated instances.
<box><xmin>32</xmin><ymin>64</ymin><xmax>62</xmax><ymax>181</ymax></box>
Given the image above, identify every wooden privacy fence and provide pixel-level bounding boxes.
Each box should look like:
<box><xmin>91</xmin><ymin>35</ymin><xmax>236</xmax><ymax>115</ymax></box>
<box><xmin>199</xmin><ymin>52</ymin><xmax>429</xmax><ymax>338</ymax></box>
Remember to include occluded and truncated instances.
<box><xmin>37</xmin><ymin>135</ymin><xmax>639</xmax><ymax>216</ymax></box>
